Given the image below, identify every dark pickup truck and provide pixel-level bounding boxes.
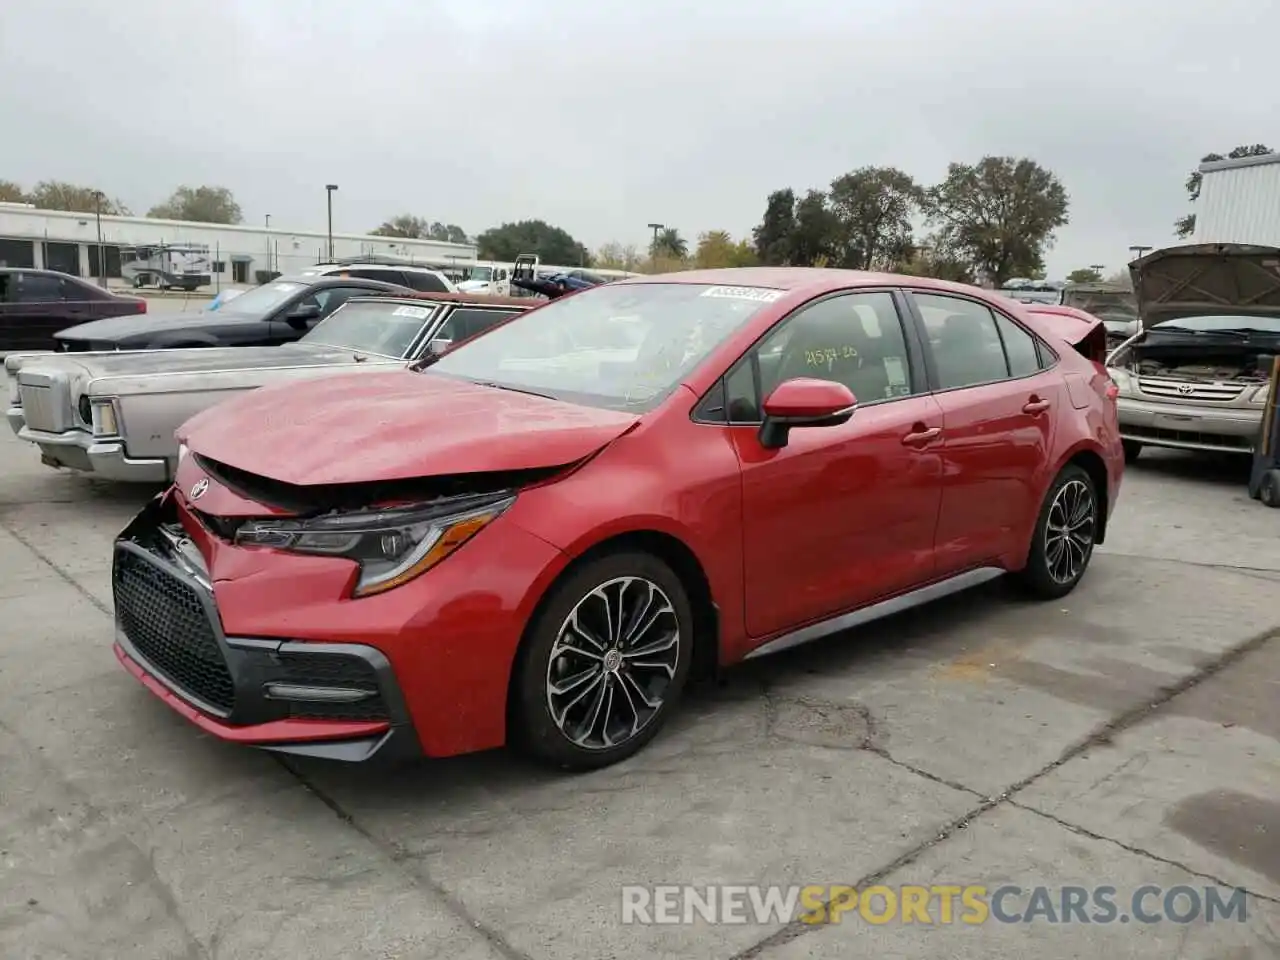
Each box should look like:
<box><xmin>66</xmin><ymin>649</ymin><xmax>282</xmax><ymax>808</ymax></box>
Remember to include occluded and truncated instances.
<box><xmin>0</xmin><ymin>268</ymin><xmax>148</xmax><ymax>352</ymax></box>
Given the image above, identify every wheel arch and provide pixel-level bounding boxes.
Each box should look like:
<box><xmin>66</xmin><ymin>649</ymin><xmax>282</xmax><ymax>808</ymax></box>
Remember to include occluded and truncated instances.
<box><xmin>503</xmin><ymin>527</ymin><xmax>721</xmax><ymax>735</ymax></box>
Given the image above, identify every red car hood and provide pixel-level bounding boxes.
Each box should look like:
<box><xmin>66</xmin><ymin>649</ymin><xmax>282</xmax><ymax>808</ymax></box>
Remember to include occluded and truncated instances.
<box><xmin>181</xmin><ymin>370</ymin><xmax>641</xmax><ymax>485</ymax></box>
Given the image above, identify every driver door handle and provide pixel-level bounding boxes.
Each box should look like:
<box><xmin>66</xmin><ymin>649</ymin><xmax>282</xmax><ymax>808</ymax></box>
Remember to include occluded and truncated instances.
<box><xmin>1022</xmin><ymin>397</ymin><xmax>1051</xmax><ymax>414</ymax></box>
<box><xmin>902</xmin><ymin>426</ymin><xmax>941</xmax><ymax>445</ymax></box>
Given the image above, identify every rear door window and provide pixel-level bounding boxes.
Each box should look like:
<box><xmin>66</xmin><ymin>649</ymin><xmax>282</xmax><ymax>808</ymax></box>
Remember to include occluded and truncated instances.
<box><xmin>16</xmin><ymin>275</ymin><xmax>64</xmax><ymax>303</ymax></box>
<box><xmin>437</xmin><ymin>307</ymin><xmax>521</xmax><ymax>342</ymax></box>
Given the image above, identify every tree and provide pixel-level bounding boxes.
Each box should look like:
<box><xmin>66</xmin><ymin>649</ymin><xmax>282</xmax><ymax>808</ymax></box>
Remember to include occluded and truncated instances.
<box><xmin>894</xmin><ymin>234</ymin><xmax>976</xmax><ymax>284</ymax></box>
<box><xmin>790</xmin><ymin>189</ymin><xmax>841</xmax><ymax>266</ymax></box>
<box><xmin>1174</xmin><ymin>143</ymin><xmax>1273</xmax><ymax>238</ymax></box>
<box><xmin>476</xmin><ymin>219</ymin><xmax>590</xmax><ymax>266</ymax></box>
<box><xmin>147</xmin><ymin>185</ymin><xmax>242</xmax><ymax>223</ymax></box>
<box><xmin>595</xmin><ymin>242</ymin><xmax>643</xmax><ymax>271</ymax></box>
<box><xmin>652</xmin><ymin>227</ymin><xmax>688</xmax><ymax>260</ymax></box>
<box><xmin>924</xmin><ymin>156</ymin><xmax>1069</xmax><ymax>288</ymax></box>
<box><xmin>827</xmin><ymin>166</ymin><xmax>924</xmax><ymax>270</ymax></box>
<box><xmin>27</xmin><ymin>180</ymin><xmax>129</xmax><ymax>215</ymax></box>
<box><xmin>752</xmin><ymin>189</ymin><xmax>797</xmax><ymax>265</ymax></box>
<box><xmin>692</xmin><ymin>230</ymin><xmax>758</xmax><ymax>269</ymax></box>
<box><xmin>370</xmin><ymin>215</ymin><xmax>468</xmax><ymax>244</ymax></box>
<box><xmin>1066</xmin><ymin>267</ymin><xmax>1103</xmax><ymax>284</ymax></box>
<box><xmin>0</xmin><ymin>180</ymin><xmax>26</xmax><ymax>203</ymax></box>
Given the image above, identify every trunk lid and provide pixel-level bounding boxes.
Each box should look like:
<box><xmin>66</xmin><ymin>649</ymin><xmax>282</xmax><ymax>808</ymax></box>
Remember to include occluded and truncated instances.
<box><xmin>1130</xmin><ymin>243</ymin><xmax>1280</xmax><ymax>329</ymax></box>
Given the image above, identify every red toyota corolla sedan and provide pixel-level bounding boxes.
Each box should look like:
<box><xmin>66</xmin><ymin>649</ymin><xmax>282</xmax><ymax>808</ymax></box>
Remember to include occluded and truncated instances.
<box><xmin>112</xmin><ymin>269</ymin><xmax>1124</xmax><ymax>770</ymax></box>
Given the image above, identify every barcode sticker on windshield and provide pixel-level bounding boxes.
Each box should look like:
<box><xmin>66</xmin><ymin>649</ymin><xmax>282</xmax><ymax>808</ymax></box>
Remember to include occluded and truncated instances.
<box><xmin>392</xmin><ymin>305</ymin><xmax>430</xmax><ymax>319</ymax></box>
<box><xmin>700</xmin><ymin>286</ymin><xmax>784</xmax><ymax>303</ymax></box>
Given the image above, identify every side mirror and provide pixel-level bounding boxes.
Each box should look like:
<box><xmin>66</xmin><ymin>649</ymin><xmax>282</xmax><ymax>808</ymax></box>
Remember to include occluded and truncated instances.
<box><xmin>759</xmin><ymin>378</ymin><xmax>857</xmax><ymax>449</ymax></box>
<box><xmin>286</xmin><ymin>303</ymin><xmax>322</xmax><ymax>326</ymax></box>
<box><xmin>426</xmin><ymin>337</ymin><xmax>452</xmax><ymax>357</ymax></box>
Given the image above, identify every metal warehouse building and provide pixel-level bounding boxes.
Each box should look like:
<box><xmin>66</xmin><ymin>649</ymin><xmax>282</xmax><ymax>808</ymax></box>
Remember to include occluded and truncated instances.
<box><xmin>0</xmin><ymin>203</ymin><xmax>477</xmax><ymax>286</ymax></box>
<box><xmin>1192</xmin><ymin>153</ymin><xmax>1280</xmax><ymax>245</ymax></box>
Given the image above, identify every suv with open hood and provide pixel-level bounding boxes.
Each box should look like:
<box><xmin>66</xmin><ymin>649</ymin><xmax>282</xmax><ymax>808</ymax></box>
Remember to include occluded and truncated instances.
<box><xmin>1106</xmin><ymin>243</ymin><xmax>1280</xmax><ymax>460</ymax></box>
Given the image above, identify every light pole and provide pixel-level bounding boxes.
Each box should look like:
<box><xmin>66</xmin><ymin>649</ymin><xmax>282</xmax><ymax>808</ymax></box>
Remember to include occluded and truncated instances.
<box><xmin>647</xmin><ymin>222</ymin><xmax>664</xmax><ymax>268</ymax></box>
<box><xmin>1089</xmin><ymin>263</ymin><xmax>1105</xmax><ymax>275</ymax></box>
<box><xmin>1128</xmin><ymin>245</ymin><xmax>1152</xmax><ymax>262</ymax></box>
<box><xmin>264</xmin><ymin>214</ymin><xmax>272</xmax><ymax>272</ymax></box>
<box><xmin>325</xmin><ymin>185</ymin><xmax>338</xmax><ymax>261</ymax></box>
<box><xmin>93</xmin><ymin>190</ymin><xmax>105</xmax><ymax>288</ymax></box>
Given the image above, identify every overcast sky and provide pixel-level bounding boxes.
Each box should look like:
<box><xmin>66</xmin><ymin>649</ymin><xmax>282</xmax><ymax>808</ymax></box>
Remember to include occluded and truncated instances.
<box><xmin>2</xmin><ymin>0</ymin><xmax>1275</xmax><ymax>276</ymax></box>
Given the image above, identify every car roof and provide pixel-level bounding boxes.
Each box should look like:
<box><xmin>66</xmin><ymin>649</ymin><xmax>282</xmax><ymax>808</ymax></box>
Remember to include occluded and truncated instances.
<box><xmin>344</xmin><ymin>291</ymin><xmax>534</xmax><ymax>308</ymax></box>
<box><xmin>310</xmin><ymin>263</ymin><xmax>446</xmax><ymax>274</ymax></box>
<box><xmin>275</xmin><ymin>274</ymin><xmax>405</xmax><ymax>288</ymax></box>
<box><xmin>613</xmin><ymin>266</ymin><xmax>995</xmax><ymax>299</ymax></box>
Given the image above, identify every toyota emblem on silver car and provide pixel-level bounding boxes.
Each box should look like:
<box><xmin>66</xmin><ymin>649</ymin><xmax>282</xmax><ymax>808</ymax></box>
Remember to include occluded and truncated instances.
<box><xmin>1176</xmin><ymin>383</ymin><xmax>1195</xmax><ymax>395</ymax></box>
<box><xmin>189</xmin><ymin>478</ymin><xmax>209</xmax><ymax>500</ymax></box>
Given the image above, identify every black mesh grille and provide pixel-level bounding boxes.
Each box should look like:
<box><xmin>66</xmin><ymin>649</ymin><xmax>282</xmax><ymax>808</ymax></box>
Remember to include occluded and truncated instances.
<box><xmin>275</xmin><ymin>652</ymin><xmax>389</xmax><ymax>721</ymax></box>
<box><xmin>114</xmin><ymin>549</ymin><xmax>235</xmax><ymax>713</ymax></box>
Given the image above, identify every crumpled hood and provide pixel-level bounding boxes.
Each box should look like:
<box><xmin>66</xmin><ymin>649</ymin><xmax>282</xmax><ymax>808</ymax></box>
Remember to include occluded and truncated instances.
<box><xmin>182</xmin><ymin>369</ymin><xmax>641</xmax><ymax>485</ymax></box>
<box><xmin>1130</xmin><ymin>243</ymin><xmax>1280</xmax><ymax>328</ymax></box>
<box><xmin>56</xmin><ymin>308</ymin><xmax>249</xmax><ymax>343</ymax></box>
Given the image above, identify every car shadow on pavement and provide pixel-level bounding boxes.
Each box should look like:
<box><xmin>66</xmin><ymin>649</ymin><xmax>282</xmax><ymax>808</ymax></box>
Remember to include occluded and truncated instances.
<box><xmin>287</xmin><ymin>578</ymin><xmax>1012</xmax><ymax>799</ymax></box>
<box><xmin>1125</xmin><ymin>449</ymin><xmax>1252</xmax><ymax>486</ymax></box>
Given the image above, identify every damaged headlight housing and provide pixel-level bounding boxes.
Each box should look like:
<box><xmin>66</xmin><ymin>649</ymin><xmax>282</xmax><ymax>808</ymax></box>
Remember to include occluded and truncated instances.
<box><xmin>1251</xmin><ymin>383</ymin><xmax>1271</xmax><ymax>405</ymax></box>
<box><xmin>233</xmin><ymin>493</ymin><xmax>515</xmax><ymax>597</ymax></box>
<box><xmin>1107</xmin><ymin>367</ymin><xmax>1134</xmax><ymax>396</ymax></box>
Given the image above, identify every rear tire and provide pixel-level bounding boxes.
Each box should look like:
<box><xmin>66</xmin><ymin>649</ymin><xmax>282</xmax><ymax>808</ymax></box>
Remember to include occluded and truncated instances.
<box><xmin>512</xmin><ymin>552</ymin><xmax>694</xmax><ymax>770</ymax></box>
<box><xmin>1261</xmin><ymin>470</ymin><xmax>1280</xmax><ymax>508</ymax></box>
<box><xmin>1122</xmin><ymin>440</ymin><xmax>1142</xmax><ymax>463</ymax></box>
<box><xmin>1014</xmin><ymin>464</ymin><xmax>1099</xmax><ymax>600</ymax></box>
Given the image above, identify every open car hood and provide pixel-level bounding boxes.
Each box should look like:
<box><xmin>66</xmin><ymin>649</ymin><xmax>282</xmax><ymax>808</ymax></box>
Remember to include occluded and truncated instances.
<box><xmin>182</xmin><ymin>369</ymin><xmax>641</xmax><ymax>486</ymax></box>
<box><xmin>1130</xmin><ymin>243</ymin><xmax>1280</xmax><ymax>329</ymax></box>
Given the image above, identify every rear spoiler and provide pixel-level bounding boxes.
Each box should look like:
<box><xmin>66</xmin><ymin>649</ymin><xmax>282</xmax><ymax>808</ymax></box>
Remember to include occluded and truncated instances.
<box><xmin>1023</xmin><ymin>304</ymin><xmax>1108</xmax><ymax>364</ymax></box>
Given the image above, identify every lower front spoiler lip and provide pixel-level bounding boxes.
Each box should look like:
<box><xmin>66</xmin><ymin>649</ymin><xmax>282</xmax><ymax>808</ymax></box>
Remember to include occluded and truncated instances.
<box><xmin>114</xmin><ymin>641</ymin><xmax>417</xmax><ymax>763</ymax></box>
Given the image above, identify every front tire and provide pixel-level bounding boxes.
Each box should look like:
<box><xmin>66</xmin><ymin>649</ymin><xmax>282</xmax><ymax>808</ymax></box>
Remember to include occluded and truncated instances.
<box><xmin>512</xmin><ymin>552</ymin><xmax>693</xmax><ymax>770</ymax></box>
<box><xmin>1014</xmin><ymin>464</ymin><xmax>1099</xmax><ymax>600</ymax></box>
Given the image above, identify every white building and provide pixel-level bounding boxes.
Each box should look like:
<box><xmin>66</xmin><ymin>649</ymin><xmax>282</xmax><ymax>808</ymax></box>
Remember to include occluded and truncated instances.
<box><xmin>1192</xmin><ymin>153</ymin><xmax>1280</xmax><ymax>246</ymax></box>
<box><xmin>0</xmin><ymin>203</ymin><xmax>477</xmax><ymax>287</ymax></box>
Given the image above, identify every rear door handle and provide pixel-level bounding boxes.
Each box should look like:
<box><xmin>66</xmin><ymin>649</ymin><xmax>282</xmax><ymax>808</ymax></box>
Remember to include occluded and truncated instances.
<box><xmin>902</xmin><ymin>426</ymin><xmax>941</xmax><ymax>445</ymax></box>
<box><xmin>1022</xmin><ymin>398</ymin><xmax>1051</xmax><ymax>414</ymax></box>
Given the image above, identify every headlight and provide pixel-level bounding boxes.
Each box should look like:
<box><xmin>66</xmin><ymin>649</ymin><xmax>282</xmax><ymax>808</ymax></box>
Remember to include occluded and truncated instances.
<box><xmin>7</xmin><ymin>376</ymin><xmax>19</xmax><ymax>407</ymax></box>
<box><xmin>177</xmin><ymin>441</ymin><xmax>190</xmax><ymax>463</ymax></box>
<box><xmin>87</xmin><ymin>398</ymin><xmax>120</xmax><ymax>437</ymax></box>
<box><xmin>1107</xmin><ymin>368</ymin><xmax>1134</xmax><ymax>396</ymax></box>
<box><xmin>1251</xmin><ymin>383</ymin><xmax>1271</xmax><ymax>405</ymax></box>
<box><xmin>233</xmin><ymin>493</ymin><xmax>515</xmax><ymax>597</ymax></box>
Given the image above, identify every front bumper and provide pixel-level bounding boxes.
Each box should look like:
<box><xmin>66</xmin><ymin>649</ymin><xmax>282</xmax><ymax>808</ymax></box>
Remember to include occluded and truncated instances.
<box><xmin>6</xmin><ymin>405</ymin><xmax>24</xmax><ymax>436</ymax></box>
<box><xmin>112</xmin><ymin>497</ymin><xmax>421</xmax><ymax>762</ymax></box>
<box><xmin>1116</xmin><ymin>396</ymin><xmax>1262</xmax><ymax>454</ymax></box>
<box><xmin>17</xmin><ymin>424</ymin><xmax>170</xmax><ymax>483</ymax></box>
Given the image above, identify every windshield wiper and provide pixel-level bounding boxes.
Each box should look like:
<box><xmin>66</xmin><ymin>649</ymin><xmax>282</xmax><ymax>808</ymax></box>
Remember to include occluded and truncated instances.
<box><xmin>470</xmin><ymin>380</ymin><xmax>557</xmax><ymax>400</ymax></box>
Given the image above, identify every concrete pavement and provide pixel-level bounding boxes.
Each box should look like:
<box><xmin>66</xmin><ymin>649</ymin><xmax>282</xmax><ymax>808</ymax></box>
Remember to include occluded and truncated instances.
<box><xmin>1</xmin><ymin>417</ymin><xmax>1277</xmax><ymax>959</ymax></box>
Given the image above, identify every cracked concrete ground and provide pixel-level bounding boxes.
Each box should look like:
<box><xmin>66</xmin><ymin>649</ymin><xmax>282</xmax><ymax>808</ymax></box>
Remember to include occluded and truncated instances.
<box><xmin>1</xmin><ymin>400</ymin><xmax>1278</xmax><ymax>959</ymax></box>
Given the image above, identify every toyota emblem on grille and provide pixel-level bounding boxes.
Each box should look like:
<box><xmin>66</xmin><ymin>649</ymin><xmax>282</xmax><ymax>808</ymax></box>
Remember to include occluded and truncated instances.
<box><xmin>189</xmin><ymin>478</ymin><xmax>210</xmax><ymax>500</ymax></box>
<box><xmin>1176</xmin><ymin>383</ymin><xmax>1195</xmax><ymax>395</ymax></box>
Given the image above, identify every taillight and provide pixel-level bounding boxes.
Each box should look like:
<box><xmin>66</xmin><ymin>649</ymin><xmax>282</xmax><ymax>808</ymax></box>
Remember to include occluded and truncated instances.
<box><xmin>137</xmin><ymin>299</ymin><xmax>147</xmax><ymax>313</ymax></box>
<box><xmin>1105</xmin><ymin>380</ymin><xmax>1119</xmax><ymax>401</ymax></box>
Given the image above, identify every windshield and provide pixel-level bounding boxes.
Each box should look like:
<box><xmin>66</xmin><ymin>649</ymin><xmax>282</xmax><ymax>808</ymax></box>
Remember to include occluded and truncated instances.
<box><xmin>466</xmin><ymin>266</ymin><xmax>493</xmax><ymax>282</ymax></box>
<box><xmin>1154</xmin><ymin>314</ymin><xmax>1280</xmax><ymax>334</ymax></box>
<box><xmin>302</xmin><ymin>300</ymin><xmax>438</xmax><ymax>357</ymax></box>
<box><xmin>427</xmin><ymin>282</ymin><xmax>782</xmax><ymax>410</ymax></box>
<box><xmin>216</xmin><ymin>280</ymin><xmax>305</xmax><ymax>316</ymax></box>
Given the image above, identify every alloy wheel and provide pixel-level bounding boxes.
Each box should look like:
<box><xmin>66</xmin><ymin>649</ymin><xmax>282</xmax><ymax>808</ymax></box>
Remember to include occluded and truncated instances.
<box><xmin>545</xmin><ymin>576</ymin><xmax>681</xmax><ymax>751</ymax></box>
<box><xmin>1044</xmin><ymin>478</ymin><xmax>1095</xmax><ymax>584</ymax></box>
